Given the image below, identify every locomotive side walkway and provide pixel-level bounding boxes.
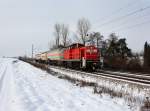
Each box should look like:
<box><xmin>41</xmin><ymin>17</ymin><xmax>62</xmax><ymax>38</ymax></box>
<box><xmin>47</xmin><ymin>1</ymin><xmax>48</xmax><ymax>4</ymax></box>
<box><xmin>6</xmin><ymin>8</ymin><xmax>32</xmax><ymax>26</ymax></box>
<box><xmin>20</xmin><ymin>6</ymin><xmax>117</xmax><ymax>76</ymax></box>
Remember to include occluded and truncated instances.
<box><xmin>0</xmin><ymin>58</ymin><xmax>131</xmax><ymax>111</ymax></box>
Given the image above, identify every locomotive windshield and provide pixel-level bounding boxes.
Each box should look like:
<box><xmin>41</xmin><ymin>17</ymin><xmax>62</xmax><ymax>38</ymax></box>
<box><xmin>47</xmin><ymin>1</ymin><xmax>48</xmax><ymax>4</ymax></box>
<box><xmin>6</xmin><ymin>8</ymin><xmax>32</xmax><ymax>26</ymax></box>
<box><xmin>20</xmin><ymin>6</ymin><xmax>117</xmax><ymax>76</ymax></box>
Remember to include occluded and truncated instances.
<box><xmin>86</xmin><ymin>47</ymin><xmax>98</xmax><ymax>54</ymax></box>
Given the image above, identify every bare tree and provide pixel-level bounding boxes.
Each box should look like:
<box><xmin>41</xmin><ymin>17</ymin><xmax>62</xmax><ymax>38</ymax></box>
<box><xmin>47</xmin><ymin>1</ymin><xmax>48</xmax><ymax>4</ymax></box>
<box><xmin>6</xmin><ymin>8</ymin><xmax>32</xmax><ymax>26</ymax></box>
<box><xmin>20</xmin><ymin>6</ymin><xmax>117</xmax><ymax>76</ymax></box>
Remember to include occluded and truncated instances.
<box><xmin>108</xmin><ymin>33</ymin><xmax>118</xmax><ymax>43</ymax></box>
<box><xmin>54</xmin><ymin>23</ymin><xmax>61</xmax><ymax>47</ymax></box>
<box><xmin>71</xmin><ymin>32</ymin><xmax>81</xmax><ymax>43</ymax></box>
<box><xmin>61</xmin><ymin>24</ymin><xmax>69</xmax><ymax>47</ymax></box>
<box><xmin>65</xmin><ymin>38</ymin><xmax>72</xmax><ymax>46</ymax></box>
<box><xmin>87</xmin><ymin>32</ymin><xmax>103</xmax><ymax>47</ymax></box>
<box><xmin>93</xmin><ymin>32</ymin><xmax>103</xmax><ymax>47</ymax></box>
<box><xmin>48</xmin><ymin>41</ymin><xmax>55</xmax><ymax>50</ymax></box>
<box><xmin>77</xmin><ymin>18</ymin><xmax>91</xmax><ymax>45</ymax></box>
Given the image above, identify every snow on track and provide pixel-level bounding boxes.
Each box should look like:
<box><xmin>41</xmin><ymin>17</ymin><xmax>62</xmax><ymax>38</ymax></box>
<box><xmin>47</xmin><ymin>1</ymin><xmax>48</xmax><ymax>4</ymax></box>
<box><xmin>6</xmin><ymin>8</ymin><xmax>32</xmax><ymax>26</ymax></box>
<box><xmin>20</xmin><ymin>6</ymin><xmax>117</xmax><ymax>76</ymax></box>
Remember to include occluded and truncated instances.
<box><xmin>0</xmin><ymin>58</ymin><xmax>131</xmax><ymax>111</ymax></box>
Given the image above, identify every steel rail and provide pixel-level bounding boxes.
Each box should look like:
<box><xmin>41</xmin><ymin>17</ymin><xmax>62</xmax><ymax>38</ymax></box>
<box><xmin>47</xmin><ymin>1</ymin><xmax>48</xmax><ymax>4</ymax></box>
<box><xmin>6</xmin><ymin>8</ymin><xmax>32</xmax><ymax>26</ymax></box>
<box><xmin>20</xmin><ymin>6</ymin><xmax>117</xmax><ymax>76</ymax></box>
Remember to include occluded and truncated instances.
<box><xmin>49</xmin><ymin>65</ymin><xmax>150</xmax><ymax>87</ymax></box>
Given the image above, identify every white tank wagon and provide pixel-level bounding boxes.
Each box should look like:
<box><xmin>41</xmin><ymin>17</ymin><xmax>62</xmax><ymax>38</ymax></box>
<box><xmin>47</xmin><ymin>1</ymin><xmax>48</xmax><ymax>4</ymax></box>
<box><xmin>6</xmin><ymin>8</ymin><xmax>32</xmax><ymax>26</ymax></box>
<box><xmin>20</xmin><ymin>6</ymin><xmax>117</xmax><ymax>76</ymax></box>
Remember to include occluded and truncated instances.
<box><xmin>40</xmin><ymin>52</ymin><xmax>48</xmax><ymax>61</ymax></box>
<box><xmin>34</xmin><ymin>51</ymin><xmax>48</xmax><ymax>64</ymax></box>
<box><xmin>35</xmin><ymin>54</ymin><xmax>41</xmax><ymax>60</ymax></box>
<box><xmin>47</xmin><ymin>48</ymin><xmax>65</xmax><ymax>60</ymax></box>
<box><xmin>47</xmin><ymin>48</ymin><xmax>65</xmax><ymax>65</ymax></box>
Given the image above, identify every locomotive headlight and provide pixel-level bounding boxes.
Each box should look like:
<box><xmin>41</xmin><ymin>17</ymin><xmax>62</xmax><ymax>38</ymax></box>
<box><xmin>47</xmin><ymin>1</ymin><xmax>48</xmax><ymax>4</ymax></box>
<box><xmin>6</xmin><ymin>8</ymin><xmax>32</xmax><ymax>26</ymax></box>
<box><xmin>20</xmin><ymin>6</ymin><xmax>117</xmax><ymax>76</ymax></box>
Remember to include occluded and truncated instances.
<box><xmin>86</xmin><ymin>49</ymin><xmax>91</xmax><ymax>53</ymax></box>
<box><xmin>93</xmin><ymin>49</ymin><xmax>97</xmax><ymax>53</ymax></box>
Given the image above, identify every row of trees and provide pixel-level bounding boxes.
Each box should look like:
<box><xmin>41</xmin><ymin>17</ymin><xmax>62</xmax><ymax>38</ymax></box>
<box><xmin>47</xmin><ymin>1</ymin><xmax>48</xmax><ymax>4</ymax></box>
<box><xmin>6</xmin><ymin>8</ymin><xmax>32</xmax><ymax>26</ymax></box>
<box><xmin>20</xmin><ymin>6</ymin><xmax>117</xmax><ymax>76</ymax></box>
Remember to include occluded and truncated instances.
<box><xmin>52</xmin><ymin>18</ymin><xmax>92</xmax><ymax>48</ymax></box>
<box><xmin>104</xmin><ymin>37</ymin><xmax>150</xmax><ymax>72</ymax></box>
<box><xmin>101</xmin><ymin>33</ymin><xmax>133</xmax><ymax>69</ymax></box>
<box><xmin>105</xmin><ymin>33</ymin><xmax>132</xmax><ymax>58</ymax></box>
<box><xmin>51</xmin><ymin>18</ymin><xmax>133</xmax><ymax>69</ymax></box>
<box><xmin>51</xmin><ymin>18</ymin><xmax>149</xmax><ymax>72</ymax></box>
<box><xmin>52</xmin><ymin>18</ymin><xmax>131</xmax><ymax>54</ymax></box>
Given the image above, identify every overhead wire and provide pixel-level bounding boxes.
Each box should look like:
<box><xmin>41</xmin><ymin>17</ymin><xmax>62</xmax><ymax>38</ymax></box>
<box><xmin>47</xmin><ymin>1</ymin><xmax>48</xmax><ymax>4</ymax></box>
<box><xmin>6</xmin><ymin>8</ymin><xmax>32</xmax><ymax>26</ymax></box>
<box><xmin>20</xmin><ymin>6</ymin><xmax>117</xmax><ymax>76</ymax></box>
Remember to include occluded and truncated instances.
<box><xmin>93</xmin><ymin>0</ymin><xmax>138</xmax><ymax>26</ymax></box>
<box><xmin>70</xmin><ymin>1</ymin><xmax>150</xmax><ymax>37</ymax></box>
<box><xmin>111</xmin><ymin>19</ymin><xmax>150</xmax><ymax>32</ymax></box>
<box><xmin>93</xmin><ymin>5</ymin><xmax>150</xmax><ymax>30</ymax></box>
<box><xmin>99</xmin><ymin>11</ymin><xmax>150</xmax><ymax>32</ymax></box>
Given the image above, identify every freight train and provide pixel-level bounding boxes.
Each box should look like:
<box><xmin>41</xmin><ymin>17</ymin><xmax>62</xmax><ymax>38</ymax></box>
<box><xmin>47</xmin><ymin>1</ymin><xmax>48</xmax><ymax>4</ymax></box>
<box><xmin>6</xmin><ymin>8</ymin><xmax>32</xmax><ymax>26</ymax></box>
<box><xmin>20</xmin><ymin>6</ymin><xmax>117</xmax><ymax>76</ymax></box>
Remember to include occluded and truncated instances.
<box><xmin>34</xmin><ymin>43</ymin><xmax>101</xmax><ymax>70</ymax></box>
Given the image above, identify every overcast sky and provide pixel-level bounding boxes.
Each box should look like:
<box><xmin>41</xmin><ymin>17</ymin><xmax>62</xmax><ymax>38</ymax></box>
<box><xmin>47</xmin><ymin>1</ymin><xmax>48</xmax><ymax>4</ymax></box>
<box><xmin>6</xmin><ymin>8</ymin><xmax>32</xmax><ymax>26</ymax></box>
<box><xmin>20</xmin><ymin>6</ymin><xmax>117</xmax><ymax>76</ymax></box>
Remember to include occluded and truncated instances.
<box><xmin>0</xmin><ymin>0</ymin><xmax>150</xmax><ymax>57</ymax></box>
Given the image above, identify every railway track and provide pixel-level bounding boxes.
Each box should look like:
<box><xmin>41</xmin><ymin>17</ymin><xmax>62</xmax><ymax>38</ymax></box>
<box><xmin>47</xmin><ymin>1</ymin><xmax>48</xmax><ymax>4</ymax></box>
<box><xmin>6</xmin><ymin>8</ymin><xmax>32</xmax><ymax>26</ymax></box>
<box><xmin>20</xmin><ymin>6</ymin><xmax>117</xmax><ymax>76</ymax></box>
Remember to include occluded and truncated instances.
<box><xmin>98</xmin><ymin>70</ymin><xmax>150</xmax><ymax>81</ymax></box>
<box><xmin>99</xmin><ymin>70</ymin><xmax>150</xmax><ymax>76</ymax></box>
<box><xmin>20</xmin><ymin>59</ymin><xmax>150</xmax><ymax>87</ymax></box>
<box><xmin>49</xmin><ymin>65</ymin><xmax>150</xmax><ymax>87</ymax></box>
<box><xmin>95</xmin><ymin>72</ymin><xmax>150</xmax><ymax>84</ymax></box>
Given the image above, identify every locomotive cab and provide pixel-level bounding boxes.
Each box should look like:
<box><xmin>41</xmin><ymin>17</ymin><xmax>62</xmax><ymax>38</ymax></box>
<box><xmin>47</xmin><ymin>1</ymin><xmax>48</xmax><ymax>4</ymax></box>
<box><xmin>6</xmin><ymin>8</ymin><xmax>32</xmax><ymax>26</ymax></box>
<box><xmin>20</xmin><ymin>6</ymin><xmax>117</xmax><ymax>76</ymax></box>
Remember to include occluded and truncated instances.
<box><xmin>80</xmin><ymin>46</ymin><xmax>100</xmax><ymax>70</ymax></box>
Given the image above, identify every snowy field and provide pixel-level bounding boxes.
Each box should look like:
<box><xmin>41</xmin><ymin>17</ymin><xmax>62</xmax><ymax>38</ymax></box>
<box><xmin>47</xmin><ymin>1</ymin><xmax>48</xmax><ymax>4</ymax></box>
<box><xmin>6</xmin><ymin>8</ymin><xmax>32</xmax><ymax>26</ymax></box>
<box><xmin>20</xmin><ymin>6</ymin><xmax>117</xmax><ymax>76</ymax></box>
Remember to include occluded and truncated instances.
<box><xmin>0</xmin><ymin>58</ymin><xmax>132</xmax><ymax>111</ymax></box>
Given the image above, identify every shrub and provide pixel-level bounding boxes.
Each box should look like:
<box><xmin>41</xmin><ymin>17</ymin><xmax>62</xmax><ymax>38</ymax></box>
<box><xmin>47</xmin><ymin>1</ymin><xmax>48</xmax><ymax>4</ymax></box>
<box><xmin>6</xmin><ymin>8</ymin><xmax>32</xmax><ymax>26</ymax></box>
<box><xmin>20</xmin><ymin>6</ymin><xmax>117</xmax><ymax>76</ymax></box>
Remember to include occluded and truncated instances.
<box><xmin>126</xmin><ymin>57</ymin><xmax>142</xmax><ymax>71</ymax></box>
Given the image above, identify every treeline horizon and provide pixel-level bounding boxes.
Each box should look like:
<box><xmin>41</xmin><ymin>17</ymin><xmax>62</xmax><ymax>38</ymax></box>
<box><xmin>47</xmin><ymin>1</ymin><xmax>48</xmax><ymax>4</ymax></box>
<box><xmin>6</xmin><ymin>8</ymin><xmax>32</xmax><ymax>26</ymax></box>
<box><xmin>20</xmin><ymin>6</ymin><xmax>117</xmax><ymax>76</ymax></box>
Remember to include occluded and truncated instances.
<box><xmin>49</xmin><ymin>18</ymin><xmax>150</xmax><ymax>72</ymax></box>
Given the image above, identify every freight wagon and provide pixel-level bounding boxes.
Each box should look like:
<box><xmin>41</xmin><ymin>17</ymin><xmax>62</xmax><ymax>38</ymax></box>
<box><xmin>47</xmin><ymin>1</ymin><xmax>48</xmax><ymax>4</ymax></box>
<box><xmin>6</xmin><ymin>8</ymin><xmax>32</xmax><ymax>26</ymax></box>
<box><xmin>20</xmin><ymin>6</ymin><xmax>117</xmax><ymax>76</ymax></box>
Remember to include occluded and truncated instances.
<box><xmin>35</xmin><ymin>51</ymin><xmax>48</xmax><ymax>63</ymax></box>
<box><xmin>47</xmin><ymin>47</ymin><xmax>65</xmax><ymax>66</ymax></box>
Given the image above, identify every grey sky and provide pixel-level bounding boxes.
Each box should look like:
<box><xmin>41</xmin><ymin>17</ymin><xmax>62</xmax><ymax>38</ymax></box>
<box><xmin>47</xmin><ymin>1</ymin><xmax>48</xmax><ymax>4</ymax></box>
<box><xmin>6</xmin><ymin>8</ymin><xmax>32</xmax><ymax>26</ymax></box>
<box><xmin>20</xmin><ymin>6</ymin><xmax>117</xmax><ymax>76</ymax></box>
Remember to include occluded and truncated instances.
<box><xmin>0</xmin><ymin>0</ymin><xmax>150</xmax><ymax>57</ymax></box>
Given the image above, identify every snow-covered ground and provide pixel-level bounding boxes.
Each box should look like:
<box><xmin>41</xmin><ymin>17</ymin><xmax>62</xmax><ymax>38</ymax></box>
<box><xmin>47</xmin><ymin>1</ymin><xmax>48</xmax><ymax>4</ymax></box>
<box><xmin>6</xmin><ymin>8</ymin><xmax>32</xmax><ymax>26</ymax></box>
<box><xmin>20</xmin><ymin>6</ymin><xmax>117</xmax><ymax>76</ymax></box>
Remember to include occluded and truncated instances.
<box><xmin>0</xmin><ymin>58</ymin><xmax>132</xmax><ymax>111</ymax></box>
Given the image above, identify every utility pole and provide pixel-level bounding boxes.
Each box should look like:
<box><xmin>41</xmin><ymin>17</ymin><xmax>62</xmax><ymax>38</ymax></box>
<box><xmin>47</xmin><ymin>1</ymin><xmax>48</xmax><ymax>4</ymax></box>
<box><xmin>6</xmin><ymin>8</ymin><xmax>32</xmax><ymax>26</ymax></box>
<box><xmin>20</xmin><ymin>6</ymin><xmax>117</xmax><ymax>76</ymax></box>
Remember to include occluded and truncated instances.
<box><xmin>32</xmin><ymin>44</ymin><xmax>34</xmax><ymax>59</ymax></box>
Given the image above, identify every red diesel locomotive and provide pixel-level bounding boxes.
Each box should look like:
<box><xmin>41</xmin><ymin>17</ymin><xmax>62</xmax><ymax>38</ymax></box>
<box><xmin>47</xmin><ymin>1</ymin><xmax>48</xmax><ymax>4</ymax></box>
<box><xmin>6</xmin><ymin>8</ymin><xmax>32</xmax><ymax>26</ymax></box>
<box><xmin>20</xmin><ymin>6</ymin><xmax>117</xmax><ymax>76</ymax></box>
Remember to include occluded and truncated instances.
<box><xmin>63</xmin><ymin>43</ymin><xmax>100</xmax><ymax>70</ymax></box>
<box><xmin>35</xmin><ymin>43</ymin><xmax>101</xmax><ymax>70</ymax></box>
